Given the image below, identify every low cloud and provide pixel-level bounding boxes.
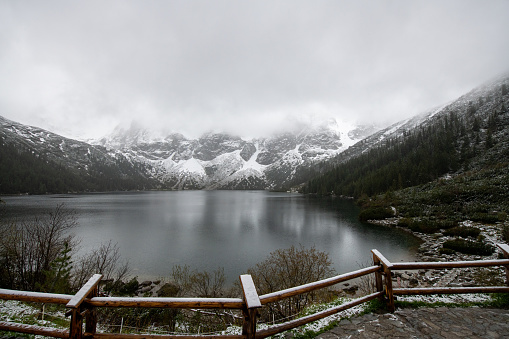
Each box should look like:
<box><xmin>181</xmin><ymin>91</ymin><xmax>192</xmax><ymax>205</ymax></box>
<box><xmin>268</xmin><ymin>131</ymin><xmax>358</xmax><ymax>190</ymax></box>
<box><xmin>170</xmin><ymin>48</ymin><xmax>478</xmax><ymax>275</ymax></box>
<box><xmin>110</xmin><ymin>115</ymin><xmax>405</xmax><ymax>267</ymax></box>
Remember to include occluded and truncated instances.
<box><xmin>1</xmin><ymin>0</ymin><xmax>508</xmax><ymax>139</ymax></box>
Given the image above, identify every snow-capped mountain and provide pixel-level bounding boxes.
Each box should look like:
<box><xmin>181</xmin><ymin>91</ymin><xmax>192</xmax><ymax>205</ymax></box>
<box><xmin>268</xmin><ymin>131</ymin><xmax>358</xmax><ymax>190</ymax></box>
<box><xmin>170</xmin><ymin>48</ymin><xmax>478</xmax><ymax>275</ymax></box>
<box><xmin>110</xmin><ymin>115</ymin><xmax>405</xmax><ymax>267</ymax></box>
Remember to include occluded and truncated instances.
<box><xmin>92</xmin><ymin>118</ymin><xmax>373</xmax><ymax>190</ymax></box>
<box><xmin>0</xmin><ymin>115</ymin><xmax>113</xmax><ymax>171</ymax></box>
<box><xmin>0</xmin><ymin>114</ymin><xmax>374</xmax><ymax>192</ymax></box>
<box><xmin>0</xmin><ymin>115</ymin><xmax>157</xmax><ymax>193</ymax></box>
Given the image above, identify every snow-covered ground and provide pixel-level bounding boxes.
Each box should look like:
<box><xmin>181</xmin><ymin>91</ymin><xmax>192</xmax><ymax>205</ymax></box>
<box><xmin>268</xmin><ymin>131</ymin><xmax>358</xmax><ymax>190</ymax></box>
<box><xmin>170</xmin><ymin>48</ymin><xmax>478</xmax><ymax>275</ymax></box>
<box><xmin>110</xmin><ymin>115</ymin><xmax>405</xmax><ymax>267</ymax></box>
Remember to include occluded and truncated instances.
<box><xmin>0</xmin><ymin>291</ymin><xmax>496</xmax><ymax>338</ymax></box>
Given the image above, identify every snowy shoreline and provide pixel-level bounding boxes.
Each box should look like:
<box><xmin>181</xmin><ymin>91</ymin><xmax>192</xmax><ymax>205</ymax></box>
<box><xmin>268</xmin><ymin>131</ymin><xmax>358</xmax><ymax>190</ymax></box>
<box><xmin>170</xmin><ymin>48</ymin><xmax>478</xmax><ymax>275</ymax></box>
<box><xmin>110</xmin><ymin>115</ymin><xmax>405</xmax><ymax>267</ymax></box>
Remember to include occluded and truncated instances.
<box><xmin>366</xmin><ymin>218</ymin><xmax>506</xmax><ymax>291</ymax></box>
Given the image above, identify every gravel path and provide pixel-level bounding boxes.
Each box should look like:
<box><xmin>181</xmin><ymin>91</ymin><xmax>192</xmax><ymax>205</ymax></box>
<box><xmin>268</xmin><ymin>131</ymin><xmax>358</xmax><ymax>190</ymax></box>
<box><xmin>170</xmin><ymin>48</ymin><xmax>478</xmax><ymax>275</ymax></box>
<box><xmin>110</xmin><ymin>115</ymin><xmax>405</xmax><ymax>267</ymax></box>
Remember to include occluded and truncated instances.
<box><xmin>316</xmin><ymin>307</ymin><xmax>509</xmax><ymax>339</ymax></box>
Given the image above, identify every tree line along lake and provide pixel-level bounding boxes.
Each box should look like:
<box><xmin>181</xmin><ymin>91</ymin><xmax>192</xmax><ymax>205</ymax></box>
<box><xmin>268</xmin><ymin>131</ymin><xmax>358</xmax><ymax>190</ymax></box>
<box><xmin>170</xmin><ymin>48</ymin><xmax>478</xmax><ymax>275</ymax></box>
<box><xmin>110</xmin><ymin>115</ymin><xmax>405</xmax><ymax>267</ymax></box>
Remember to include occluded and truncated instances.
<box><xmin>0</xmin><ymin>190</ymin><xmax>421</xmax><ymax>284</ymax></box>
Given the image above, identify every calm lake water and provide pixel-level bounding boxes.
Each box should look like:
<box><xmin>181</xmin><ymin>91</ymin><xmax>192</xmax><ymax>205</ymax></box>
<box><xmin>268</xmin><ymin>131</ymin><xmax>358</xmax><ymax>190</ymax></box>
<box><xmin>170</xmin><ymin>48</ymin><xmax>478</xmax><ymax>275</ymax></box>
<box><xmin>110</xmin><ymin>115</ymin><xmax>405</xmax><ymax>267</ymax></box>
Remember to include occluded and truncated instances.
<box><xmin>1</xmin><ymin>191</ymin><xmax>421</xmax><ymax>283</ymax></box>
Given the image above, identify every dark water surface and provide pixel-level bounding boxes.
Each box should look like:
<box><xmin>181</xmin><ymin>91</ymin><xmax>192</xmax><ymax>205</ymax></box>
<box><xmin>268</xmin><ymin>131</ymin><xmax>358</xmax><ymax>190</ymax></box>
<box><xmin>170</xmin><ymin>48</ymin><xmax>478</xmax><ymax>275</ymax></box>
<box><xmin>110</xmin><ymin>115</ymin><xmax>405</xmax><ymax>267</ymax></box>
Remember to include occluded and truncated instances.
<box><xmin>1</xmin><ymin>191</ymin><xmax>421</xmax><ymax>283</ymax></box>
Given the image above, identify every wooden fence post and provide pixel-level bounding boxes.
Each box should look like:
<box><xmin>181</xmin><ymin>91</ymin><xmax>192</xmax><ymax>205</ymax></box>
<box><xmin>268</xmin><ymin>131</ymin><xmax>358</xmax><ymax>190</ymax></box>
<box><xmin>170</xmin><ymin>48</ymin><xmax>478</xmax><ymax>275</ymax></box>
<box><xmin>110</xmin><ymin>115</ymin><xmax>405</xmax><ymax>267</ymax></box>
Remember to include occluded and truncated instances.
<box><xmin>497</xmin><ymin>244</ymin><xmax>509</xmax><ymax>286</ymax></box>
<box><xmin>84</xmin><ymin>284</ymin><xmax>98</xmax><ymax>337</ymax></box>
<box><xmin>372</xmin><ymin>250</ymin><xmax>384</xmax><ymax>302</ymax></box>
<box><xmin>240</xmin><ymin>275</ymin><xmax>261</xmax><ymax>339</ymax></box>
<box><xmin>383</xmin><ymin>265</ymin><xmax>395</xmax><ymax>313</ymax></box>
<box><xmin>66</xmin><ymin>274</ymin><xmax>102</xmax><ymax>339</ymax></box>
<box><xmin>69</xmin><ymin>309</ymin><xmax>83</xmax><ymax>339</ymax></box>
<box><xmin>371</xmin><ymin>250</ymin><xmax>395</xmax><ymax>312</ymax></box>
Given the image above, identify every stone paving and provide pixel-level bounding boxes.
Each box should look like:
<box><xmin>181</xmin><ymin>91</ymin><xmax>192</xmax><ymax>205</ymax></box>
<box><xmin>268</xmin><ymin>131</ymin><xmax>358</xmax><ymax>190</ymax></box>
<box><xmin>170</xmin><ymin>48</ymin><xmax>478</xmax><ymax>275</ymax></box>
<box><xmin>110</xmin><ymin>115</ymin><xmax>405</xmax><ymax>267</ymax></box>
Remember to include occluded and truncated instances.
<box><xmin>316</xmin><ymin>307</ymin><xmax>509</xmax><ymax>339</ymax></box>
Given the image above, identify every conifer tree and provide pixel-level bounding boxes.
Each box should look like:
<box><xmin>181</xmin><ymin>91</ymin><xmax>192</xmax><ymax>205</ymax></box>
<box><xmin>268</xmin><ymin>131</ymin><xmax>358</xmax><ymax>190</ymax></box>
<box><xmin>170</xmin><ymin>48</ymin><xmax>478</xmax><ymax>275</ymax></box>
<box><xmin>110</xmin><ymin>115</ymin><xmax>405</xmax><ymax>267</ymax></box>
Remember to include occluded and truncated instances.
<box><xmin>38</xmin><ymin>242</ymin><xmax>73</xmax><ymax>293</ymax></box>
<box><xmin>486</xmin><ymin>129</ymin><xmax>494</xmax><ymax>149</ymax></box>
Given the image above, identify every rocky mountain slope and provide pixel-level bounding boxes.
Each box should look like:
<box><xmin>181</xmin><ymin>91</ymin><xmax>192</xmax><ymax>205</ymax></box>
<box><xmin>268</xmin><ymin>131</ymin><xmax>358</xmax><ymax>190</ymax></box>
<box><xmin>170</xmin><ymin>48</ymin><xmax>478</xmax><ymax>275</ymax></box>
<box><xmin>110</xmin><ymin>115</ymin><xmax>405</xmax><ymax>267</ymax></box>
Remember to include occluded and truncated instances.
<box><xmin>0</xmin><ymin>115</ymin><xmax>375</xmax><ymax>193</ymax></box>
<box><xmin>0</xmin><ymin>116</ymin><xmax>156</xmax><ymax>193</ymax></box>
<box><xmin>93</xmin><ymin>119</ymin><xmax>374</xmax><ymax>190</ymax></box>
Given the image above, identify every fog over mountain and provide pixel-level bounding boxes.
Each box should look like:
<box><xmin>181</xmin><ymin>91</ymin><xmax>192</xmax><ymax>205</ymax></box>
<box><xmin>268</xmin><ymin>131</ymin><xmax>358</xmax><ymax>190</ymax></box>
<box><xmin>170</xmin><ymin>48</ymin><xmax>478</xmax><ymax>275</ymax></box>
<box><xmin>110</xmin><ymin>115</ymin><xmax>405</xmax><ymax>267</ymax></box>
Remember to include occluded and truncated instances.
<box><xmin>1</xmin><ymin>71</ymin><xmax>508</xmax><ymax>193</ymax></box>
<box><xmin>1</xmin><ymin>1</ymin><xmax>509</xmax><ymax>140</ymax></box>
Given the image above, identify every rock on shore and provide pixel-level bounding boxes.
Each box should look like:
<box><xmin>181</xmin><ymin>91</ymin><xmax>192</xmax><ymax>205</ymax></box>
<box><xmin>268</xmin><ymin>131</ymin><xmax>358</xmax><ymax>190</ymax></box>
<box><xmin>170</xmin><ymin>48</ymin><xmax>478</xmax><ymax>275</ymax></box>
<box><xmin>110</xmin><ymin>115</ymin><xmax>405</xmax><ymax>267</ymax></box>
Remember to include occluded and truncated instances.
<box><xmin>368</xmin><ymin>218</ymin><xmax>507</xmax><ymax>288</ymax></box>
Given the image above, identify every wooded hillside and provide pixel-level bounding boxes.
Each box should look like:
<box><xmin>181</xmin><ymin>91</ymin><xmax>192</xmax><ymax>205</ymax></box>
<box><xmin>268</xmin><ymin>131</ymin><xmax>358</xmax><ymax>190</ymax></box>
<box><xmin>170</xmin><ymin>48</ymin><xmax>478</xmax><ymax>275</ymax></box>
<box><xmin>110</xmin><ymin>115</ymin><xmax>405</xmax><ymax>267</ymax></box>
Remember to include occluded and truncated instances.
<box><xmin>302</xmin><ymin>78</ymin><xmax>509</xmax><ymax>222</ymax></box>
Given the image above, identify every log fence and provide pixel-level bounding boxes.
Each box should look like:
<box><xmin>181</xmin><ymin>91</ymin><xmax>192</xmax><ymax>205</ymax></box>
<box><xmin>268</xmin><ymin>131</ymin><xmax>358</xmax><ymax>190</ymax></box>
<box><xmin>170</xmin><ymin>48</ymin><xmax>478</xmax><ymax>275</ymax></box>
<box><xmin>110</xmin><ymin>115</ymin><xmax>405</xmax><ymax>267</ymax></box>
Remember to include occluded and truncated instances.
<box><xmin>372</xmin><ymin>243</ymin><xmax>509</xmax><ymax>312</ymax></box>
<box><xmin>1</xmin><ymin>244</ymin><xmax>509</xmax><ymax>339</ymax></box>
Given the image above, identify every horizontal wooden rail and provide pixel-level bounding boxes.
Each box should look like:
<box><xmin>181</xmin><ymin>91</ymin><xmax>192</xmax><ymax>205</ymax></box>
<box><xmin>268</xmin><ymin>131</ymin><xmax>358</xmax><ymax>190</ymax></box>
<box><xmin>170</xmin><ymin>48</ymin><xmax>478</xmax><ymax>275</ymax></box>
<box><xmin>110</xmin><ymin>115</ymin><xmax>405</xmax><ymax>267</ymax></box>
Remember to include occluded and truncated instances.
<box><xmin>256</xmin><ymin>291</ymin><xmax>383</xmax><ymax>339</ymax></box>
<box><xmin>86</xmin><ymin>297</ymin><xmax>244</xmax><ymax>309</ymax></box>
<box><xmin>0</xmin><ymin>321</ymin><xmax>69</xmax><ymax>338</ymax></box>
<box><xmin>394</xmin><ymin>286</ymin><xmax>509</xmax><ymax>295</ymax></box>
<box><xmin>0</xmin><ymin>288</ymin><xmax>72</xmax><ymax>304</ymax></box>
<box><xmin>89</xmin><ymin>334</ymin><xmax>245</xmax><ymax>339</ymax></box>
<box><xmin>392</xmin><ymin>259</ymin><xmax>509</xmax><ymax>270</ymax></box>
<box><xmin>259</xmin><ymin>266</ymin><xmax>379</xmax><ymax>304</ymax></box>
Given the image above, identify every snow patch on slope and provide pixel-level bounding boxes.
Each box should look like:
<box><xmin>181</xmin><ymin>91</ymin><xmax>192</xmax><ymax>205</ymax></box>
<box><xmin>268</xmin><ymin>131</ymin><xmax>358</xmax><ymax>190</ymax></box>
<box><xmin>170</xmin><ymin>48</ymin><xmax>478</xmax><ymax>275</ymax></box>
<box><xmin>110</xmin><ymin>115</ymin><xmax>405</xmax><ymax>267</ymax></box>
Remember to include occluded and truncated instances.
<box><xmin>242</xmin><ymin>143</ymin><xmax>266</xmax><ymax>172</ymax></box>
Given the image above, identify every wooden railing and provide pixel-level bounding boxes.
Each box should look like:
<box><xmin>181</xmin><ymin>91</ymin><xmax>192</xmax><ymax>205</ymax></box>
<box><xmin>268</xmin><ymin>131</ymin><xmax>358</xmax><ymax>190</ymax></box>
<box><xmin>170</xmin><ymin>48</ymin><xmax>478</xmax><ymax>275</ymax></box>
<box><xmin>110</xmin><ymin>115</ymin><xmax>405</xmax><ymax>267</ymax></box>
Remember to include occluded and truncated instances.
<box><xmin>372</xmin><ymin>243</ymin><xmax>509</xmax><ymax>312</ymax></box>
<box><xmin>1</xmin><ymin>244</ymin><xmax>509</xmax><ymax>339</ymax></box>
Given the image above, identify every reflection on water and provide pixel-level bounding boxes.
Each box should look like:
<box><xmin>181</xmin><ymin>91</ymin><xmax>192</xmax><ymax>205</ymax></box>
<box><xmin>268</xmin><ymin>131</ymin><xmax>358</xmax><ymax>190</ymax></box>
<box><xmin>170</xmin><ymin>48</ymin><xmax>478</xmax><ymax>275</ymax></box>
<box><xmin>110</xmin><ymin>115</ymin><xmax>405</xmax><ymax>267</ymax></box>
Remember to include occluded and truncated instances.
<box><xmin>1</xmin><ymin>191</ymin><xmax>421</xmax><ymax>283</ymax></box>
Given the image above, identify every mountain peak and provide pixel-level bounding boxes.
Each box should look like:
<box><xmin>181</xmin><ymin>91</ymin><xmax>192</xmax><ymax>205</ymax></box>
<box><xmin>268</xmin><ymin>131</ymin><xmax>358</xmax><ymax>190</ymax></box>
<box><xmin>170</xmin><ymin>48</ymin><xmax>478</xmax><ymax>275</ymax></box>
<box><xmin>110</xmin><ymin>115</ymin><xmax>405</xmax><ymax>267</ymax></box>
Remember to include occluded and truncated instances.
<box><xmin>94</xmin><ymin>121</ymin><xmax>167</xmax><ymax>148</ymax></box>
<box><xmin>84</xmin><ymin>116</ymin><xmax>374</xmax><ymax>190</ymax></box>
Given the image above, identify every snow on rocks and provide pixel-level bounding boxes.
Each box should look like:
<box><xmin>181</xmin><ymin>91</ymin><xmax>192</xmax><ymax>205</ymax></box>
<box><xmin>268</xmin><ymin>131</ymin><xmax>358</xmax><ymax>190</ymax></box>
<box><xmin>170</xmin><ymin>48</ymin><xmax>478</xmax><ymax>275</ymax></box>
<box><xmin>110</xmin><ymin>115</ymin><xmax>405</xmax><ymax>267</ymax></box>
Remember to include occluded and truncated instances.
<box><xmin>368</xmin><ymin>217</ymin><xmax>508</xmax><ymax>291</ymax></box>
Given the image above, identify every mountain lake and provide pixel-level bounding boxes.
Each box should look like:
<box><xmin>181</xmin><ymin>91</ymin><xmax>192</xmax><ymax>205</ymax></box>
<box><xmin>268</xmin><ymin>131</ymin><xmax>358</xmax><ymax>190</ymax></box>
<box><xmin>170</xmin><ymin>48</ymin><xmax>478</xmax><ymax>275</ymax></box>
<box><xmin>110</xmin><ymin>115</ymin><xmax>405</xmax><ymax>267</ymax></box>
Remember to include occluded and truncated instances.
<box><xmin>1</xmin><ymin>191</ymin><xmax>421</xmax><ymax>284</ymax></box>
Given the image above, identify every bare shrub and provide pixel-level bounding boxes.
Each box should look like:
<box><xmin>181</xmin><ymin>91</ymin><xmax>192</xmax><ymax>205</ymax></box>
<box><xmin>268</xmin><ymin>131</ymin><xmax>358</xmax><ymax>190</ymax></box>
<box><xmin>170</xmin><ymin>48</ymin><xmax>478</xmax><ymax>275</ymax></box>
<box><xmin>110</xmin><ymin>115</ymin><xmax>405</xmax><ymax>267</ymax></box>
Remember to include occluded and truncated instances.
<box><xmin>72</xmin><ymin>240</ymin><xmax>131</xmax><ymax>291</ymax></box>
<box><xmin>169</xmin><ymin>265</ymin><xmax>226</xmax><ymax>298</ymax></box>
<box><xmin>151</xmin><ymin>265</ymin><xmax>231</xmax><ymax>333</ymax></box>
<box><xmin>247</xmin><ymin>245</ymin><xmax>335</xmax><ymax>322</ymax></box>
<box><xmin>0</xmin><ymin>204</ymin><xmax>77</xmax><ymax>291</ymax></box>
<box><xmin>356</xmin><ymin>261</ymin><xmax>377</xmax><ymax>296</ymax></box>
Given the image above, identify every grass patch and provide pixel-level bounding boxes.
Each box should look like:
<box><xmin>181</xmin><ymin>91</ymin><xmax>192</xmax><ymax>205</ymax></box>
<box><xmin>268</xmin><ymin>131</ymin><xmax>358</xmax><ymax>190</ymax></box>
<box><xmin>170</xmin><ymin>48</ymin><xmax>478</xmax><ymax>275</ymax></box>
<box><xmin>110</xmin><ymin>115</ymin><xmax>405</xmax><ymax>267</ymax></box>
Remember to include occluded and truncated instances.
<box><xmin>442</xmin><ymin>239</ymin><xmax>495</xmax><ymax>256</ymax></box>
<box><xmin>396</xmin><ymin>293</ymin><xmax>509</xmax><ymax>309</ymax></box>
<box><xmin>291</xmin><ymin>322</ymin><xmax>340</xmax><ymax>339</ymax></box>
<box><xmin>407</xmin><ymin>220</ymin><xmax>439</xmax><ymax>234</ymax></box>
<box><xmin>0</xmin><ymin>331</ymin><xmax>33</xmax><ymax>339</ymax></box>
<box><xmin>488</xmin><ymin>293</ymin><xmax>509</xmax><ymax>308</ymax></box>
<box><xmin>398</xmin><ymin>218</ymin><xmax>459</xmax><ymax>233</ymax></box>
<box><xmin>470</xmin><ymin>212</ymin><xmax>502</xmax><ymax>224</ymax></box>
<box><xmin>359</xmin><ymin>298</ymin><xmax>386</xmax><ymax>315</ymax></box>
<box><xmin>359</xmin><ymin>207</ymin><xmax>394</xmax><ymax>221</ymax></box>
<box><xmin>439</xmin><ymin>248</ymin><xmax>456</xmax><ymax>255</ymax></box>
<box><xmin>435</xmin><ymin>219</ymin><xmax>459</xmax><ymax>229</ymax></box>
<box><xmin>443</xmin><ymin>226</ymin><xmax>481</xmax><ymax>238</ymax></box>
<box><xmin>397</xmin><ymin>218</ymin><xmax>412</xmax><ymax>227</ymax></box>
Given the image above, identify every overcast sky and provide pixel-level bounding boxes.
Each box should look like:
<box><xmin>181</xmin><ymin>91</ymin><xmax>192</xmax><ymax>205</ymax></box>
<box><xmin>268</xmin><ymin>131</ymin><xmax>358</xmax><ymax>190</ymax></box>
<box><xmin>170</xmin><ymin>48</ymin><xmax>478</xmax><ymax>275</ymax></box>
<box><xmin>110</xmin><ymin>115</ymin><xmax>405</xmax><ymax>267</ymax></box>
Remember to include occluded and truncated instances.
<box><xmin>1</xmin><ymin>0</ymin><xmax>508</xmax><ymax>140</ymax></box>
